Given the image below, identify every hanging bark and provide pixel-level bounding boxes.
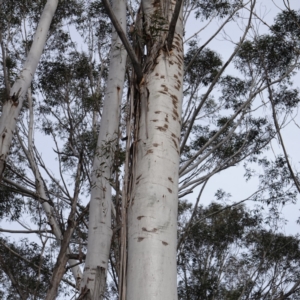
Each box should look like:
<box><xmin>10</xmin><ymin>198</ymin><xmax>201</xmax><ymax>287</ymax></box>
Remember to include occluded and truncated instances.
<box><xmin>126</xmin><ymin>0</ymin><xmax>184</xmax><ymax>299</ymax></box>
<box><xmin>0</xmin><ymin>0</ymin><xmax>59</xmax><ymax>180</ymax></box>
<box><xmin>80</xmin><ymin>0</ymin><xmax>127</xmax><ymax>298</ymax></box>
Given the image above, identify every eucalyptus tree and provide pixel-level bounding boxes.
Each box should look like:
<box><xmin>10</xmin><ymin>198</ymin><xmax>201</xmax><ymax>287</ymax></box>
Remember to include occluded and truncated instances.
<box><xmin>0</xmin><ymin>0</ymin><xmax>300</xmax><ymax>300</ymax></box>
<box><xmin>178</xmin><ymin>202</ymin><xmax>300</xmax><ymax>300</ymax></box>
<box><xmin>0</xmin><ymin>0</ymin><xmax>59</xmax><ymax>178</ymax></box>
<box><xmin>79</xmin><ymin>0</ymin><xmax>127</xmax><ymax>298</ymax></box>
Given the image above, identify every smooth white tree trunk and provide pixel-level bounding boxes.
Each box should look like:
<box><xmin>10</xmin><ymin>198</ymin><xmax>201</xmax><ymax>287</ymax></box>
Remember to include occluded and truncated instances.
<box><xmin>126</xmin><ymin>1</ymin><xmax>184</xmax><ymax>299</ymax></box>
<box><xmin>0</xmin><ymin>0</ymin><xmax>58</xmax><ymax>178</ymax></box>
<box><xmin>80</xmin><ymin>0</ymin><xmax>127</xmax><ymax>297</ymax></box>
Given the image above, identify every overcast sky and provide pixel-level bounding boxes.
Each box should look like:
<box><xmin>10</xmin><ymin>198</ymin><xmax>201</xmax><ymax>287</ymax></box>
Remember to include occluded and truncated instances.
<box><xmin>184</xmin><ymin>0</ymin><xmax>300</xmax><ymax>236</ymax></box>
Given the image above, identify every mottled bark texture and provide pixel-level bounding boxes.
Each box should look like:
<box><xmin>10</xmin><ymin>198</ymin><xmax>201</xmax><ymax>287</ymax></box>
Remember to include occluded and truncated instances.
<box><xmin>126</xmin><ymin>0</ymin><xmax>184</xmax><ymax>299</ymax></box>
<box><xmin>80</xmin><ymin>0</ymin><xmax>127</xmax><ymax>298</ymax></box>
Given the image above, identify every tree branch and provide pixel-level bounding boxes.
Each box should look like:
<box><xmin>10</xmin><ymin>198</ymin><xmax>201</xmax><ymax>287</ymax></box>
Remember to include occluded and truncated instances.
<box><xmin>180</xmin><ymin>0</ymin><xmax>255</xmax><ymax>153</ymax></box>
<box><xmin>167</xmin><ymin>0</ymin><xmax>183</xmax><ymax>50</ymax></box>
<box><xmin>101</xmin><ymin>0</ymin><xmax>143</xmax><ymax>83</ymax></box>
<box><xmin>263</xmin><ymin>65</ymin><xmax>300</xmax><ymax>194</ymax></box>
<box><xmin>0</xmin><ymin>228</ymin><xmax>52</xmax><ymax>234</ymax></box>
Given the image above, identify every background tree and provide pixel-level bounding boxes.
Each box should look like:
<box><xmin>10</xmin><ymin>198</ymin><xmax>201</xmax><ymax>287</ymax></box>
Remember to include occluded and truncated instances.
<box><xmin>178</xmin><ymin>202</ymin><xmax>300</xmax><ymax>300</ymax></box>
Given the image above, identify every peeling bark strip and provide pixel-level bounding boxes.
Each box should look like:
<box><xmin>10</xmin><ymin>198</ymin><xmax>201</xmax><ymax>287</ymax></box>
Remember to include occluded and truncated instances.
<box><xmin>80</xmin><ymin>0</ymin><xmax>127</xmax><ymax>299</ymax></box>
<box><xmin>0</xmin><ymin>0</ymin><xmax>59</xmax><ymax>180</ymax></box>
<box><xmin>126</xmin><ymin>0</ymin><xmax>184</xmax><ymax>299</ymax></box>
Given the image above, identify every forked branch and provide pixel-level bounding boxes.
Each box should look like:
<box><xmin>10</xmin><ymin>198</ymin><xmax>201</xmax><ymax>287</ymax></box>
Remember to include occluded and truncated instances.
<box><xmin>101</xmin><ymin>0</ymin><xmax>143</xmax><ymax>83</ymax></box>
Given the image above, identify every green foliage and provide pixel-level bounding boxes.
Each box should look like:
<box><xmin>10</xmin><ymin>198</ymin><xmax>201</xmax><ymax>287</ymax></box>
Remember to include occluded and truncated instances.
<box><xmin>236</xmin><ymin>35</ymin><xmax>297</xmax><ymax>78</ymax></box>
<box><xmin>178</xmin><ymin>203</ymin><xmax>300</xmax><ymax>299</ymax></box>
<box><xmin>193</xmin><ymin>0</ymin><xmax>242</xmax><ymax>20</ymax></box>
<box><xmin>0</xmin><ymin>238</ymin><xmax>54</xmax><ymax>299</ymax></box>
<box><xmin>185</xmin><ymin>42</ymin><xmax>222</xmax><ymax>87</ymax></box>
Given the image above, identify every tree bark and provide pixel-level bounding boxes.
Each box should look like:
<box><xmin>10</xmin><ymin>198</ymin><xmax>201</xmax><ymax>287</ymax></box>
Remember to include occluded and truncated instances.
<box><xmin>126</xmin><ymin>1</ymin><xmax>184</xmax><ymax>299</ymax></box>
<box><xmin>80</xmin><ymin>0</ymin><xmax>127</xmax><ymax>298</ymax></box>
<box><xmin>0</xmin><ymin>0</ymin><xmax>58</xmax><ymax>179</ymax></box>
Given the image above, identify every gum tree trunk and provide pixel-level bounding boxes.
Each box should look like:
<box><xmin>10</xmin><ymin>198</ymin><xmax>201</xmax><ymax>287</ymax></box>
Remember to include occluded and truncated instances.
<box><xmin>80</xmin><ymin>0</ymin><xmax>127</xmax><ymax>298</ymax></box>
<box><xmin>0</xmin><ymin>0</ymin><xmax>59</xmax><ymax>179</ymax></box>
<box><xmin>126</xmin><ymin>0</ymin><xmax>184</xmax><ymax>299</ymax></box>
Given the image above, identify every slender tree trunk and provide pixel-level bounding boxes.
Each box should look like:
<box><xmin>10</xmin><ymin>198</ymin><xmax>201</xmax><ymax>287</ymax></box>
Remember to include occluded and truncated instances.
<box><xmin>80</xmin><ymin>0</ymin><xmax>127</xmax><ymax>298</ymax></box>
<box><xmin>0</xmin><ymin>0</ymin><xmax>58</xmax><ymax>179</ymax></box>
<box><xmin>126</xmin><ymin>0</ymin><xmax>184</xmax><ymax>299</ymax></box>
<box><xmin>45</xmin><ymin>157</ymin><xmax>82</xmax><ymax>300</ymax></box>
<box><xmin>17</xmin><ymin>89</ymin><xmax>82</xmax><ymax>287</ymax></box>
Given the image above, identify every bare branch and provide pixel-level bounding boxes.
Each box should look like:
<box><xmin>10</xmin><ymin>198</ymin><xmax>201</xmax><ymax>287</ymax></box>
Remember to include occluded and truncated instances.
<box><xmin>101</xmin><ymin>0</ymin><xmax>143</xmax><ymax>83</ymax></box>
<box><xmin>180</xmin><ymin>0</ymin><xmax>255</xmax><ymax>153</ymax></box>
<box><xmin>0</xmin><ymin>228</ymin><xmax>52</xmax><ymax>234</ymax></box>
<box><xmin>167</xmin><ymin>0</ymin><xmax>183</xmax><ymax>50</ymax></box>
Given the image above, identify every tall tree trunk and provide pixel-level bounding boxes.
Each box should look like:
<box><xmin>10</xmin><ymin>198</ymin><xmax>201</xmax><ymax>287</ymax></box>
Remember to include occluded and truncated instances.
<box><xmin>0</xmin><ymin>0</ymin><xmax>58</xmax><ymax>179</ymax></box>
<box><xmin>80</xmin><ymin>0</ymin><xmax>127</xmax><ymax>298</ymax></box>
<box><xmin>126</xmin><ymin>0</ymin><xmax>184</xmax><ymax>299</ymax></box>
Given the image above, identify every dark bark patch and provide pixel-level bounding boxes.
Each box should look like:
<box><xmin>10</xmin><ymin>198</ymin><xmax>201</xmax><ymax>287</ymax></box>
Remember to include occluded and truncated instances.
<box><xmin>153</xmin><ymin>0</ymin><xmax>160</xmax><ymax>7</ymax></box>
<box><xmin>155</xmin><ymin>111</ymin><xmax>161</xmax><ymax>114</ymax></box>
<box><xmin>172</xmin><ymin>138</ymin><xmax>178</xmax><ymax>148</ymax></box>
<box><xmin>168</xmin><ymin>177</ymin><xmax>173</xmax><ymax>183</ymax></box>
<box><xmin>174</xmin><ymin>74</ymin><xmax>178</xmax><ymax>79</ymax></box>
<box><xmin>171</xmin><ymin>133</ymin><xmax>176</xmax><ymax>138</ymax></box>
<box><xmin>137</xmin><ymin>216</ymin><xmax>145</xmax><ymax>220</ymax></box>
<box><xmin>138</xmin><ymin>237</ymin><xmax>144</xmax><ymax>242</ymax></box>
<box><xmin>153</xmin><ymin>143</ymin><xmax>159</xmax><ymax>147</ymax></box>
<box><xmin>164</xmin><ymin>124</ymin><xmax>168</xmax><ymax>129</ymax></box>
<box><xmin>136</xmin><ymin>174</ymin><xmax>142</xmax><ymax>180</ymax></box>
<box><xmin>142</xmin><ymin>227</ymin><xmax>158</xmax><ymax>233</ymax></box>
<box><xmin>156</xmin><ymin>126</ymin><xmax>167</xmax><ymax>132</ymax></box>
<box><xmin>173</xmin><ymin>109</ymin><xmax>179</xmax><ymax>118</ymax></box>
<box><xmin>155</xmin><ymin>73</ymin><xmax>159</xmax><ymax>76</ymax></box>
<box><xmin>160</xmin><ymin>75</ymin><xmax>165</xmax><ymax>79</ymax></box>
<box><xmin>146</xmin><ymin>149</ymin><xmax>153</xmax><ymax>155</ymax></box>
<box><xmin>162</xmin><ymin>241</ymin><xmax>169</xmax><ymax>246</ymax></box>
<box><xmin>171</xmin><ymin>94</ymin><xmax>178</xmax><ymax>102</ymax></box>
<box><xmin>172</xmin><ymin>99</ymin><xmax>178</xmax><ymax>109</ymax></box>
<box><xmin>167</xmin><ymin>188</ymin><xmax>172</xmax><ymax>193</ymax></box>
<box><xmin>151</xmin><ymin>119</ymin><xmax>159</xmax><ymax>122</ymax></box>
<box><xmin>159</xmin><ymin>91</ymin><xmax>168</xmax><ymax>95</ymax></box>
